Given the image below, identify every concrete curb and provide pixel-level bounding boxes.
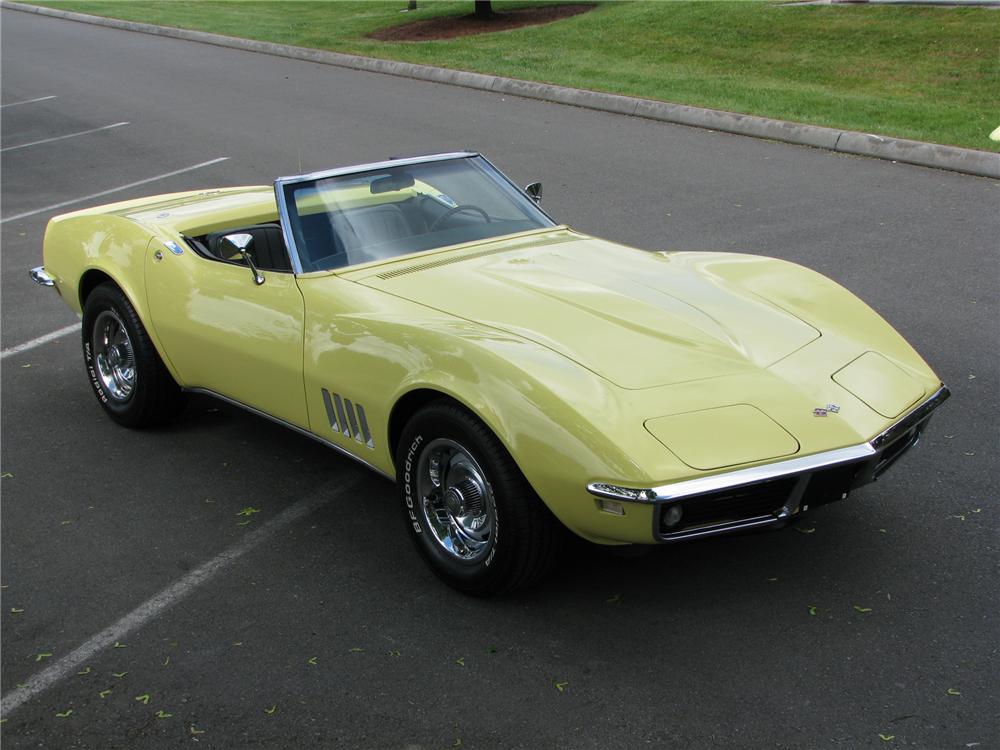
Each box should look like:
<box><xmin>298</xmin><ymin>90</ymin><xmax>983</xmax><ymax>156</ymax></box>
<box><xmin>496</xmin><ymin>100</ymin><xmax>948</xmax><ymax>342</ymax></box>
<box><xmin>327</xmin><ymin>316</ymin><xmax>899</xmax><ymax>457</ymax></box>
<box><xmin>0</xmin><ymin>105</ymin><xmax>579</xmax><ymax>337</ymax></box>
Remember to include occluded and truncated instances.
<box><xmin>6</xmin><ymin>0</ymin><xmax>998</xmax><ymax>179</ymax></box>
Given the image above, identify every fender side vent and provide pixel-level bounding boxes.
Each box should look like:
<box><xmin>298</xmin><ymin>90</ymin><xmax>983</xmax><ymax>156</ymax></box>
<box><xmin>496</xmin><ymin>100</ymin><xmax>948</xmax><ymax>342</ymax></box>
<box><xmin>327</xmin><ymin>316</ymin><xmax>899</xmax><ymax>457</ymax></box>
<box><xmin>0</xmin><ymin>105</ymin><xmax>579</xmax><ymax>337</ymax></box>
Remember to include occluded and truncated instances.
<box><xmin>322</xmin><ymin>388</ymin><xmax>374</xmax><ymax>448</ymax></box>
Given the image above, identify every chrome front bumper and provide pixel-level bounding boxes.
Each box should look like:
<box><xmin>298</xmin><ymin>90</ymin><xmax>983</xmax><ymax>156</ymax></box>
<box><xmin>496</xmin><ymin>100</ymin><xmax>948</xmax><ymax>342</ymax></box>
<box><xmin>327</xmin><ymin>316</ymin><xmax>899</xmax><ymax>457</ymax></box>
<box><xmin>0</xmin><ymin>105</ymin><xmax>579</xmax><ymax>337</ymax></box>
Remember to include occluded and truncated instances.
<box><xmin>587</xmin><ymin>385</ymin><xmax>951</xmax><ymax>543</ymax></box>
<box><xmin>29</xmin><ymin>266</ymin><xmax>55</xmax><ymax>287</ymax></box>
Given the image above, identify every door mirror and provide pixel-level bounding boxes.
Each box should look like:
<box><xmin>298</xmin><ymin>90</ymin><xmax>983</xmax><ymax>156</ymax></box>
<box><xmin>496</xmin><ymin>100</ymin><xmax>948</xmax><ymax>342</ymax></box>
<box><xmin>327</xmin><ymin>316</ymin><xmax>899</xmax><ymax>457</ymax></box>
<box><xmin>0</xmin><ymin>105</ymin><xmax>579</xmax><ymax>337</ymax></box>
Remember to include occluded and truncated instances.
<box><xmin>524</xmin><ymin>182</ymin><xmax>542</xmax><ymax>203</ymax></box>
<box><xmin>222</xmin><ymin>232</ymin><xmax>253</xmax><ymax>253</ymax></box>
<box><xmin>221</xmin><ymin>232</ymin><xmax>264</xmax><ymax>285</ymax></box>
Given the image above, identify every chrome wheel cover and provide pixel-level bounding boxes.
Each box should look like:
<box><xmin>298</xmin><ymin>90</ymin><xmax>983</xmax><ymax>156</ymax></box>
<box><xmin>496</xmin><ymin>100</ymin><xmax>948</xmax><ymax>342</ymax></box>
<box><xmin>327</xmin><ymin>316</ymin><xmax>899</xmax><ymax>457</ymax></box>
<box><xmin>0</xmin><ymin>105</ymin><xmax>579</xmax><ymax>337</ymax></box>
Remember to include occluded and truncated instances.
<box><xmin>416</xmin><ymin>438</ymin><xmax>496</xmax><ymax>562</ymax></box>
<box><xmin>92</xmin><ymin>309</ymin><xmax>136</xmax><ymax>403</ymax></box>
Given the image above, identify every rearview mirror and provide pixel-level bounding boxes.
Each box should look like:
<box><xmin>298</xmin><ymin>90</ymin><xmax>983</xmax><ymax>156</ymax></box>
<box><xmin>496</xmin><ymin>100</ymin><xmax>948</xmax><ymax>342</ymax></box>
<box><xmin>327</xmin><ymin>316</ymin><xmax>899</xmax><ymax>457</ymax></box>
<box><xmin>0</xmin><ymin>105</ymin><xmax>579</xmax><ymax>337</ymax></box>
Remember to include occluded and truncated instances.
<box><xmin>371</xmin><ymin>172</ymin><xmax>416</xmax><ymax>194</ymax></box>
<box><xmin>525</xmin><ymin>182</ymin><xmax>542</xmax><ymax>203</ymax></box>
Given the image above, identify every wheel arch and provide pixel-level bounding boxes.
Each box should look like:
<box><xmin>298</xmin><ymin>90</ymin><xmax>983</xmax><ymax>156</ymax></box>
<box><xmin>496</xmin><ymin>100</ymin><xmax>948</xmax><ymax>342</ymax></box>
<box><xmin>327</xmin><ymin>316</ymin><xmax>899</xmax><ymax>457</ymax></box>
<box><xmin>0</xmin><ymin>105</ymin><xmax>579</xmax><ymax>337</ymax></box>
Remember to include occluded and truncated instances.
<box><xmin>76</xmin><ymin>260</ymin><xmax>182</xmax><ymax>386</ymax></box>
<box><xmin>78</xmin><ymin>268</ymin><xmax>118</xmax><ymax>309</ymax></box>
<box><xmin>388</xmin><ymin>388</ymin><xmax>478</xmax><ymax>470</ymax></box>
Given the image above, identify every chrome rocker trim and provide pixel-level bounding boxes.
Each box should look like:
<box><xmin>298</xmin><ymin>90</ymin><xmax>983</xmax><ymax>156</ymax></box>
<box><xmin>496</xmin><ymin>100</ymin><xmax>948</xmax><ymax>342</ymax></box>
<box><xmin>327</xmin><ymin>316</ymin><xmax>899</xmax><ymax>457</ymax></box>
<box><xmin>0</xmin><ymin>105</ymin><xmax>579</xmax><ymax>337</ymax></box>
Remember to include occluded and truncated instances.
<box><xmin>29</xmin><ymin>266</ymin><xmax>55</xmax><ymax>287</ymax></box>
<box><xmin>184</xmin><ymin>387</ymin><xmax>394</xmax><ymax>480</ymax></box>
<box><xmin>587</xmin><ymin>385</ymin><xmax>950</xmax><ymax>542</ymax></box>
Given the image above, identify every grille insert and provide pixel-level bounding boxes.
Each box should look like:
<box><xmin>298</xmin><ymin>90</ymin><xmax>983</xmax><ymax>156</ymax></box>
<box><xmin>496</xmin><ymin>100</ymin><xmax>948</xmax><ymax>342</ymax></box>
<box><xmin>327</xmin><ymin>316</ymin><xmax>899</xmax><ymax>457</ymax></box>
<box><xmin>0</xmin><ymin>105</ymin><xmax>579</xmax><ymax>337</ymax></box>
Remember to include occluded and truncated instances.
<box><xmin>663</xmin><ymin>476</ymin><xmax>796</xmax><ymax>535</ymax></box>
<box><xmin>657</xmin><ymin>461</ymin><xmax>869</xmax><ymax>540</ymax></box>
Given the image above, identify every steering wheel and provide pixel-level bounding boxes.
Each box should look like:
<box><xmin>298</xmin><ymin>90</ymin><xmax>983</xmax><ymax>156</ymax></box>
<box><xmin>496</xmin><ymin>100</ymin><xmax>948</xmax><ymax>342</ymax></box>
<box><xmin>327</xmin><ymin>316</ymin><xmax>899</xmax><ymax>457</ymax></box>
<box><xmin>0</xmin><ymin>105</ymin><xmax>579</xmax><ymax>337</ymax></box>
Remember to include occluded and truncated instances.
<box><xmin>429</xmin><ymin>204</ymin><xmax>491</xmax><ymax>232</ymax></box>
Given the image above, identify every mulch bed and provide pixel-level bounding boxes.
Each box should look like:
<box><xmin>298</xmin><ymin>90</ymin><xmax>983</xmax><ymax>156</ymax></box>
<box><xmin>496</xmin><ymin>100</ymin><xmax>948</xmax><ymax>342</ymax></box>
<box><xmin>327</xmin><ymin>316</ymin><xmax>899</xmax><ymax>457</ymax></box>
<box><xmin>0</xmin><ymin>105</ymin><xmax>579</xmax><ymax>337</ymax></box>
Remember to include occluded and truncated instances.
<box><xmin>369</xmin><ymin>4</ymin><xmax>596</xmax><ymax>42</ymax></box>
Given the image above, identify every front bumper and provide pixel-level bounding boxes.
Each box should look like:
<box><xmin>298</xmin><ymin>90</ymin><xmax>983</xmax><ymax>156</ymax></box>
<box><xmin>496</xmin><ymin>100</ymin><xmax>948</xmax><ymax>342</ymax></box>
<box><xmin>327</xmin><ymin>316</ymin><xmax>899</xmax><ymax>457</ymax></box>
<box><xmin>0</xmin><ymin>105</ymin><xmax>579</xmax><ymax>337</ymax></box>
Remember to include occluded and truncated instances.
<box><xmin>587</xmin><ymin>385</ymin><xmax>950</xmax><ymax>543</ymax></box>
<box><xmin>29</xmin><ymin>266</ymin><xmax>55</xmax><ymax>287</ymax></box>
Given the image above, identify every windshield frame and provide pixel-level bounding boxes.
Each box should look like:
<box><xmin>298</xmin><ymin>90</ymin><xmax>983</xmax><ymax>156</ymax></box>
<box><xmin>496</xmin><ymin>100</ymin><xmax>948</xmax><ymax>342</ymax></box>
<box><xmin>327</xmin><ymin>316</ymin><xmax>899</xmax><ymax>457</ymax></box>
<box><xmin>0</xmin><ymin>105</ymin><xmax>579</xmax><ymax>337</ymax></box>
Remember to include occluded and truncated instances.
<box><xmin>273</xmin><ymin>152</ymin><xmax>557</xmax><ymax>275</ymax></box>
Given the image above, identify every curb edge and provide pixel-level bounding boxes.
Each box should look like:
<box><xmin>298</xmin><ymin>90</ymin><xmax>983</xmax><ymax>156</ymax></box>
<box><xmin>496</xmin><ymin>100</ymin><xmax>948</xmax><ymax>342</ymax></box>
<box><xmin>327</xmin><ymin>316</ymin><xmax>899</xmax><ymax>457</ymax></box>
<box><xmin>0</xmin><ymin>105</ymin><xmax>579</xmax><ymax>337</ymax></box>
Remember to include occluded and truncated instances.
<box><xmin>4</xmin><ymin>1</ymin><xmax>998</xmax><ymax>179</ymax></box>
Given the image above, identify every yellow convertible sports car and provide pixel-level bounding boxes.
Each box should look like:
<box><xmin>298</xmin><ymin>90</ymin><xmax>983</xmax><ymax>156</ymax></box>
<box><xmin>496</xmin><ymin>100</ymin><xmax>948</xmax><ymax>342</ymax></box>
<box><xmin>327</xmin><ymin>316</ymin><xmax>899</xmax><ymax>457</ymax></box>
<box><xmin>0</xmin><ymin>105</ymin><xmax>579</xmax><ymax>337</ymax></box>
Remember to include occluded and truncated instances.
<box><xmin>32</xmin><ymin>152</ymin><xmax>949</xmax><ymax>594</ymax></box>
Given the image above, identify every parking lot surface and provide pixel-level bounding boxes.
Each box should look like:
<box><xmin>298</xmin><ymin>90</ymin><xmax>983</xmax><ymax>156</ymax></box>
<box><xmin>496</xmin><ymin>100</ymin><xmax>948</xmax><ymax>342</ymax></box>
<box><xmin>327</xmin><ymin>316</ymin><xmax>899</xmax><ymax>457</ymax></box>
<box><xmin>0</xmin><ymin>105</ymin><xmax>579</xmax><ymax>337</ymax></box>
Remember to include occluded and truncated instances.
<box><xmin>2</xmin><ymin>8</ymin><xmax>997</xmax><ymax>749</ymax></box>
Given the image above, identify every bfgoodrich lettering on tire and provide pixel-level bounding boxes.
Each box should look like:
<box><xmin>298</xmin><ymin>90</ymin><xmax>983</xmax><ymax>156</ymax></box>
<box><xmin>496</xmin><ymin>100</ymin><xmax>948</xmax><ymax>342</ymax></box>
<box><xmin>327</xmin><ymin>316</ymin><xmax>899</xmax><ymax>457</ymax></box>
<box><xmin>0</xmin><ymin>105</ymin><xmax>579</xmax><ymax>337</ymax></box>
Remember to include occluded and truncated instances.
<box><xmin>82</xmin><ymin>282</ymin><xmax>184</xmax><ymax>427</ymax></box>
<box><xmin>396</xmin><ymin>399</ymin><xmax>561</xmax><ymax>595</ymax></box>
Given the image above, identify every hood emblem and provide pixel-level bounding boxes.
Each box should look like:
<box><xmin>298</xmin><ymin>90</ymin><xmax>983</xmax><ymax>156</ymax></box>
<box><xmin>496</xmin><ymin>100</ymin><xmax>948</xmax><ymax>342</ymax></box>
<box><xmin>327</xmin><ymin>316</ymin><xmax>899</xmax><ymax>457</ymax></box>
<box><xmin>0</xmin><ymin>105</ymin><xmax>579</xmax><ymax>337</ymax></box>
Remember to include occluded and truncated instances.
<box><xmin>813</xmin><ymin>404</ymin><xmax>841</xmax><ymax>417</ymax></box>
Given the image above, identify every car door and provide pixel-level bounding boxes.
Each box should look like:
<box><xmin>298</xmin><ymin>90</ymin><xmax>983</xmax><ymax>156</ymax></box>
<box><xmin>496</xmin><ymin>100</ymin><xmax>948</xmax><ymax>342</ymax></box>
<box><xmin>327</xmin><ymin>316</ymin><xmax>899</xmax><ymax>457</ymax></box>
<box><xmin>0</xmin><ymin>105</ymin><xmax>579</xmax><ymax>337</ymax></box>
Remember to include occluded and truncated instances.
<box><xmin>144</xmin><ymin>238</ymin><xmax>308</xmax><ymax>428</ymax></box>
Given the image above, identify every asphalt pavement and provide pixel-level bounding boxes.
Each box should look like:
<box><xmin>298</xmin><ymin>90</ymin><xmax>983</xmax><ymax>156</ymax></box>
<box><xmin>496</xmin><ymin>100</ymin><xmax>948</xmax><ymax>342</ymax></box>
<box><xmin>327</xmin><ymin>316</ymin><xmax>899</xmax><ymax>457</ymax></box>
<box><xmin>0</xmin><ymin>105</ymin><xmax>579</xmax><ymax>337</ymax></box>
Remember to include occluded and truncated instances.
<box><xmin>1</xmin><ymin>8</ymin><xmax>998</xmax><ymax>749</ymax></box>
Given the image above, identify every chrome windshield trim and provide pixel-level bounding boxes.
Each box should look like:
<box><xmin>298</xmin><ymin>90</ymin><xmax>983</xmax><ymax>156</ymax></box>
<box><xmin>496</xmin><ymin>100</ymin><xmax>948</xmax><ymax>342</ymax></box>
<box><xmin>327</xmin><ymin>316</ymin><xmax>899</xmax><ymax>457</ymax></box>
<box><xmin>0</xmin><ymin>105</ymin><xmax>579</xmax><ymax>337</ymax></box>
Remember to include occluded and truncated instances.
<box><xmin>29</xmin><ymin>266</ymin><xmax>55</xmax><ymax>287</ymax></box>
<box><xmin>273</xmin><ymin>182</ymin><xmax>304</xmax><ymax>275</ymax></box>
<box><xmin>275</xmin><ymin>151</ymin><xmax>479</xmax><ymax>185</ymax></box>
<box><xmin>475</xmin><ymin>152</ymin><xmax>560</xmax><ymax>226</ymax></box>
<box><xmin>184</xmin><ymin>388</ymin><xmax>393</xmax><ymax>480</ymax></box>
<box><xmin>587</xmin><ymin>384</ymin><xmax>949</xmax><ymax>505</ymax></box>
<box><xmin>274</xmin><ymin>152</ymin><xmax>478</xmax><ymax>275</ymax></box>
<box><xmin>273</xmin><ymin>151</ymin><xmax>557</xmax><ymax>276</ymax></box>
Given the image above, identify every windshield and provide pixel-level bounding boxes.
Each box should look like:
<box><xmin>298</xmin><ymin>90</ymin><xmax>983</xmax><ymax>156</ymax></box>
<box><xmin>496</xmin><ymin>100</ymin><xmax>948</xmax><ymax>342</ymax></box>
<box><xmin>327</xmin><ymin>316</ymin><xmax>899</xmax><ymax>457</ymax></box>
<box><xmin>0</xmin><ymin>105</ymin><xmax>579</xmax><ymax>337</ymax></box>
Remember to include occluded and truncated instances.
<box><xmin>279</xmin><ymin>155</ymin><xmax>556</xmax><ymax>272</ymax></box>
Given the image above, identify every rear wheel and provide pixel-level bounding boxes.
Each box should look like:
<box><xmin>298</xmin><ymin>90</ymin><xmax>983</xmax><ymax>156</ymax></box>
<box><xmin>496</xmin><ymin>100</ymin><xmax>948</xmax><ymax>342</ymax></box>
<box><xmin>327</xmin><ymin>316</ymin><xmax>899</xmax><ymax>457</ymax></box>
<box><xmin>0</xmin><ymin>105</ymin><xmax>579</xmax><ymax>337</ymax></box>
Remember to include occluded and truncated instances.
<box><xmin>396</xmin><ymin>400</ymin><xmax>561</xmax><ymax>596</ymax></box>
<box><xmin>82</xmin><ymin>283</ymin><xmax>184</xmax><ymax>427</ymax></box>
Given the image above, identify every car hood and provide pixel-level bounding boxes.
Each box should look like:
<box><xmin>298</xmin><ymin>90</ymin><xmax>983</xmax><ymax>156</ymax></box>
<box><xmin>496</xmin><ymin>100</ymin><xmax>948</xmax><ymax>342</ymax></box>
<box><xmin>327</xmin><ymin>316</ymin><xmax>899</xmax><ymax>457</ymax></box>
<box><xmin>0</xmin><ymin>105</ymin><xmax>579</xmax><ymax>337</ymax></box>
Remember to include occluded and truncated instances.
<box><xmin>350</xmin><ymin>230</ymin><xmax>822</xmax><ymax>390</ymax></box>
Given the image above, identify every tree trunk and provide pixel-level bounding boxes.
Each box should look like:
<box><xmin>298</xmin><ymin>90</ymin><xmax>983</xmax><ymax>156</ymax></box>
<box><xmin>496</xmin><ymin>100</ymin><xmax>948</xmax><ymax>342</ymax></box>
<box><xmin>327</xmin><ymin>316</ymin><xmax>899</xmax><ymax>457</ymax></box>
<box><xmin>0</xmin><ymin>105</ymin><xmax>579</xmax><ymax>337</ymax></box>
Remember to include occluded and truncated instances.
<box><xmin>474</xmin><ymin>1</ymin><xmax>494</xmax><ymax>20</ymax></box>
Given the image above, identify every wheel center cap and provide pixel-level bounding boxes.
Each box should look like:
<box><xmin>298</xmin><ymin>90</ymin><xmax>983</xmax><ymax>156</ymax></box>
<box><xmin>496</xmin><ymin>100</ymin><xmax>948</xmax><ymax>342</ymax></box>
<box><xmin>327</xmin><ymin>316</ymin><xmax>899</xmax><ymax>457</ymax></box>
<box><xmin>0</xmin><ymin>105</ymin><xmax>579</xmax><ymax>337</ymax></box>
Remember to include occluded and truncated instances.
<box><xmin>444</xmin><ymin>486</ymin><xmax>466</xmax><ymax>516</ymax></box>
<box><xmin>108</xmin><ymin>345</ymin><xmax>122</xmax><ymax>367</ymax></box>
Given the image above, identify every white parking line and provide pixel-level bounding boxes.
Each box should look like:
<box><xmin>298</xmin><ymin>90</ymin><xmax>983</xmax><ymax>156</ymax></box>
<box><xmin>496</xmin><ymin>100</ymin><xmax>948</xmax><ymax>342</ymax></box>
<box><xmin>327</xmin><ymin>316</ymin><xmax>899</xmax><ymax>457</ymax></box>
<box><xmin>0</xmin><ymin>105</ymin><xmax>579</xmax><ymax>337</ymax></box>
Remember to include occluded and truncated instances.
<box><xmin>0</xmin><ymin>157</ymin><xmax>230</xmax><ymax>224</ymax></box>
<box><xmin>0</xmin><ymin>478</ymin><xmax>356</xmax><ymax>718</ymax></box>
<box><xmin>0</xmin><ymin>95</ymin><xmax>57</xmax><ymax>109</ymax></box>
<box><xmin>1</xmin><ymin>324</ymin><xmax>80</xmax><ymax>359</ymax></box>
<box><xmin>2</xmin><ymin>121</ymin><xmax>130</xmax><ymax>153</ymax></box>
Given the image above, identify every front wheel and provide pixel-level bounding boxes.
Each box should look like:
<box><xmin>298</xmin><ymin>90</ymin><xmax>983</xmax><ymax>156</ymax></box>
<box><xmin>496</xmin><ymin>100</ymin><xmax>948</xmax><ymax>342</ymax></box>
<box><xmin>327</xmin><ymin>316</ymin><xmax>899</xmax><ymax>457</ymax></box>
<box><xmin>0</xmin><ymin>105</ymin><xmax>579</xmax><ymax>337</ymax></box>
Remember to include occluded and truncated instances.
<box><xmin>82</xmin><ymin>283</ymin><xmax>184</xmax><ymax>427</ymax></box>
<box><xmin>396</xmin><ymin>401</ymin><xmax>561</xmax><ymax>596</ymax></box>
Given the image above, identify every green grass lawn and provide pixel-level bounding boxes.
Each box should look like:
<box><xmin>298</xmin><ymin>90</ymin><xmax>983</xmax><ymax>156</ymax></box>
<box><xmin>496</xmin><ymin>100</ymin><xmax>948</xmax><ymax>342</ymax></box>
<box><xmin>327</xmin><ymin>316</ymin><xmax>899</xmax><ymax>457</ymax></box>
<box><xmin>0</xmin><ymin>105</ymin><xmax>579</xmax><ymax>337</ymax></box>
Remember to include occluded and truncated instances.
<box><xmin>37</xmin><ymin>1</ymin><xmax>1000</xmax><ymax>151</ymax></box>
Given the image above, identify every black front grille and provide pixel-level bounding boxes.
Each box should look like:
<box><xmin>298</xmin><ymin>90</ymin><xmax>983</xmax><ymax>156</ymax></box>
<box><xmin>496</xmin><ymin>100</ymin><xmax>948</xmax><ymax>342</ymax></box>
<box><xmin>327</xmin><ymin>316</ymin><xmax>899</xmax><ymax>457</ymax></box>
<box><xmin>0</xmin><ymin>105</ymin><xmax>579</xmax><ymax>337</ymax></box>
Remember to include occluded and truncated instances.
<box><xmin>873</xmin><ymin>426</ymin><xmax>921</xmax><ymax>479</ymax></box>
<box><xmin>802</xmin><ymin>462</ymin><xmax>864</xmax><ymax>508</ymax></box>
<box><xmin>662</xmin><ymin>475</ymin><xmax>797</xmax><ymax>534</ymax></box>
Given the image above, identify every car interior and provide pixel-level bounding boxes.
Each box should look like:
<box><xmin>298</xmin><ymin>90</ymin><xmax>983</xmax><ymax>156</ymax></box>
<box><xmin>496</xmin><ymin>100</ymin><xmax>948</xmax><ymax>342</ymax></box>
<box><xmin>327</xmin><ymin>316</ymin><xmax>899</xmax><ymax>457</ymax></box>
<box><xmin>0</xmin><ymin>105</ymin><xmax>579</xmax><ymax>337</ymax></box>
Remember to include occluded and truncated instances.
<box><xmin>184</xmin><ymin>193</ymin><xmax>500</xmax><ymax>274</ymax></box>
<box><xmin>182</xmin><ymin>157</ymin><xmax>549</xmax><ymax>276</ymax></box>
<box><xmin>183</xmin><ymin>223</ymin><xmax>292</xmax><ymax>273</ymax></box>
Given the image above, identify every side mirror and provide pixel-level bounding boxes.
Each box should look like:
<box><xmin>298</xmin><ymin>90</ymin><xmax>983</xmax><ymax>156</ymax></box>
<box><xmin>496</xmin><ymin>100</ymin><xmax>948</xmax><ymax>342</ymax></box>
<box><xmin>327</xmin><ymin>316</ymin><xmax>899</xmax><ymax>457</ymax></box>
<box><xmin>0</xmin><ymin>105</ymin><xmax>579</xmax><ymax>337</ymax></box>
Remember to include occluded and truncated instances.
<box><xmin>525</xmin><ymin>182</ymin><xmax>542</xmax><ymax>203</ymax></box>
<box><xmin>222</xmin><ymin>232</ymin><xmax>264</xmax><ymax>285</ymax></box>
